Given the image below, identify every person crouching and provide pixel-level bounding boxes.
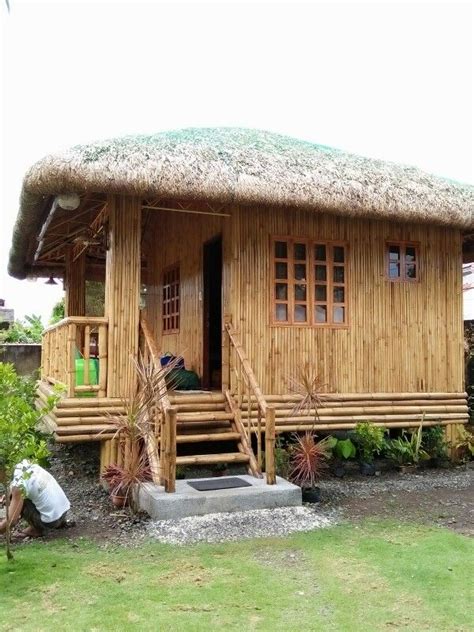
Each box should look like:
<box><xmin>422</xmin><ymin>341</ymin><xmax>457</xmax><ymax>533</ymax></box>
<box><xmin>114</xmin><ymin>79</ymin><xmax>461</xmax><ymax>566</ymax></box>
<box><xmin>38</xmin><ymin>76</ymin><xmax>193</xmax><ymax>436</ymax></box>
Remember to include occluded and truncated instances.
<box><xmin>0</xmin><ymin>459</ymin><xmax>71</xmax><ymax>538</ymax></box>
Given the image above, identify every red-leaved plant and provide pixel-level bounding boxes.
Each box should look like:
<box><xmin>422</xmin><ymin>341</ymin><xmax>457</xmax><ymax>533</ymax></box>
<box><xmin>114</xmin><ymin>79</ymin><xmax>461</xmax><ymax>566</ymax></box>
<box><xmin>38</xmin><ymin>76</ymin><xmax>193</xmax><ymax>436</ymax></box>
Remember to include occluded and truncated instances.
<box><xmin>289</xmin><ymin>432</ymin><xmax>331</xmax><ymax>489</ymax></box>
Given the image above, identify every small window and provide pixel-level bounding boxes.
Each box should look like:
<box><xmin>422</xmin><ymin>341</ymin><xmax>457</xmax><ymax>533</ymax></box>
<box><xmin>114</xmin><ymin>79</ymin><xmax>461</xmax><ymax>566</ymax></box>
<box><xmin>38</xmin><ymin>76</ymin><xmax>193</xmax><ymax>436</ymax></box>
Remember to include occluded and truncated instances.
<box><xmin>386</xmin><ymin>243</ymin><xmax>419</xmax><ymax>281</ymax></box>
<box><xmin>162</xmin><ymin>264</ymin><xmax>180</xmax><ymax>333</ymax></box>
<box><xmin>272</xmin><ymin>238</ymin><xmax>347</xmax><ymax>326</ymax></box>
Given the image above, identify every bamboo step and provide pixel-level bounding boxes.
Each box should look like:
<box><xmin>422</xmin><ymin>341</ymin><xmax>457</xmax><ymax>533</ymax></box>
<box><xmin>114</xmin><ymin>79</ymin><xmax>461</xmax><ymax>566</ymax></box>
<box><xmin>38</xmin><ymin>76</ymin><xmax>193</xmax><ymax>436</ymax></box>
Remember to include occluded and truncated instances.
<box><xmin>176</xmin><ymin>432</ymin><xmax>241</xmax><ymax>443</ymax></box>
<box><xmin>176</xmin><ymin>452</ymin><xmax>250</xmax><ymax>466</ymax></box>
<box><xmin>177</xmin><ymin>412</ymin><xmax>234</xmax><ymax>422</ymax></box>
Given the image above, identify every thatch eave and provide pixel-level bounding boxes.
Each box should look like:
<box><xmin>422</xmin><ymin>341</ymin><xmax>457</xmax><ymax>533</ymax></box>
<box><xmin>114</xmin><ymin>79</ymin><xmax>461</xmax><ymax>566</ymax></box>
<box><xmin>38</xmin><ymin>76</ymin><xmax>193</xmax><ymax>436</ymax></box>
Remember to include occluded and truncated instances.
<box><xmin>8</xmin><ymin>127</ymin><xmax>474</xmax><ymax>279</ymax></box>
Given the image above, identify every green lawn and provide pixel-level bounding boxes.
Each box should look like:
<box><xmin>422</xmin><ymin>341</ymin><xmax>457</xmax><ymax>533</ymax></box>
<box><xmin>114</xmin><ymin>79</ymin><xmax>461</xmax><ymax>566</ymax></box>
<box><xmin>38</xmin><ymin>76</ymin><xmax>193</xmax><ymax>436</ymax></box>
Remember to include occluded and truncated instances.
<box><xmin>0</xmin><ymin>521</ymin><xmax>472</xmax><ymax>631</ymax></box>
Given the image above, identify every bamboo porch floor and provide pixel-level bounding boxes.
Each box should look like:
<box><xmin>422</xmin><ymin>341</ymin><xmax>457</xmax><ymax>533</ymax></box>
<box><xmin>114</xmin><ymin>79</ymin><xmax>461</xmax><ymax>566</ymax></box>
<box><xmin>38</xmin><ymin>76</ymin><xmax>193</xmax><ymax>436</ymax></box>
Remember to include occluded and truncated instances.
<box><xmin>38</xmin><ymin>382</ymin><xmax>469</xmax><ymax>461</ymax></box>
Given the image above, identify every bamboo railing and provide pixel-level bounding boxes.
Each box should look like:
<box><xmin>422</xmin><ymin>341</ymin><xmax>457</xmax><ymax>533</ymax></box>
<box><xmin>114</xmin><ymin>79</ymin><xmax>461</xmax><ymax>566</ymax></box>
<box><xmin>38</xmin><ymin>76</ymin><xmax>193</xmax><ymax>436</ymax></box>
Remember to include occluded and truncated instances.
<box><xmin>224</xmin><ymin>322</ymin><xmax>276</xmax><ymax>484</ymax></box>
<box><xmin>139</xmin><ymin>315</ymin><xmax>177</xmax><ymax>492</ymax></box>
<box><xmin>41</xmin><ymin>316</ymin><xmax>108</xmax><ymax>398</ymax></box>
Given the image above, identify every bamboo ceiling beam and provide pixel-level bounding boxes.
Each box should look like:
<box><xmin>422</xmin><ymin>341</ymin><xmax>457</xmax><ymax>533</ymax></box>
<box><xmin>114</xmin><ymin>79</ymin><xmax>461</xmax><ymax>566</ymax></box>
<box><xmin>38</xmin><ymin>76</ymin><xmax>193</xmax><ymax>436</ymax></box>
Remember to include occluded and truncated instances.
<box><xmin>141</xmin><ymin>204</ymin><xmax>231</xmax><ymax>218</ymax></box>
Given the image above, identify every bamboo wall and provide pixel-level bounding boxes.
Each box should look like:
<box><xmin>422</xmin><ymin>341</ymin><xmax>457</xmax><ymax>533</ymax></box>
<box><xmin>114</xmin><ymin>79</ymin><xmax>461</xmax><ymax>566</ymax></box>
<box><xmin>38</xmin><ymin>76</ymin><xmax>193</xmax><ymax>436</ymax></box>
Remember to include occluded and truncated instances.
<box><xmin>143</xmin><ymin>203</ymin><xmax>464</xmax><ymax>395</ymax></box>
<box><xmin>234</xmin><ymin>206</ymin><xmax>464</xmax><ymax>394</ymax></box>
<box><xmin>143</xmin><ymin>208</ymin><xmax>226</xmax><ymax>374</ymax></box>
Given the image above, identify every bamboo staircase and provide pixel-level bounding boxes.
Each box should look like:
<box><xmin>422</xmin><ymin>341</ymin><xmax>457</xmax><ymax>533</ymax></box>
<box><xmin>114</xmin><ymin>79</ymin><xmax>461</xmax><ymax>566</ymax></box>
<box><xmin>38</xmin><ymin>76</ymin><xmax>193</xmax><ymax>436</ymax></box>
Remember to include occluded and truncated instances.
<box><xmin>169</xmin><ymin>391</ymin><xmax>259</xmax><ymax>473</ymax></box>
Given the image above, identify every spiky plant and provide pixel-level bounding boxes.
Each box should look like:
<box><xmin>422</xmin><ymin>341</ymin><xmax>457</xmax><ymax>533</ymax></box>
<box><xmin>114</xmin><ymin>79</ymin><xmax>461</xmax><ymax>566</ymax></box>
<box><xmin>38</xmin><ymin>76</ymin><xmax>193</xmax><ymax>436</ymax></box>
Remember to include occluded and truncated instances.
<box><xmin>289</xmin><ymin>432</ymin><xmax>331</xmax><ymax>489</ymax></box>
<box><xmin>286</xmin><ymin>364</ymin><xmax>328</xmax><ymax>422</ymax></box>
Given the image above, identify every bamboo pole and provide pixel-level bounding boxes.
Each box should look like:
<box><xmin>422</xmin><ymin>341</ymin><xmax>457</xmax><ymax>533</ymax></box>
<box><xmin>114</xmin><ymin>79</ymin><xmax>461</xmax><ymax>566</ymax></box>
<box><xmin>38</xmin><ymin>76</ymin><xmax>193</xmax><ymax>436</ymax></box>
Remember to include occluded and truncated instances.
<box><xmin>164</xmin><ymin>408</ymin><xmax>177</xmax><ymax>493</ymax></box>
<box><xmin>265</xmin><ymin>407</ymin><xmax>276</xmax><ymax>485</ymax></box>
<box><xmin>66</xmin><ymin>323</ymin><xmax>77</xmax><ymax>398</ymax></box>
<box><xmin>83</xmin><ymin>326</ymin><xmax>91</xmax><ymax>386</ymax></box>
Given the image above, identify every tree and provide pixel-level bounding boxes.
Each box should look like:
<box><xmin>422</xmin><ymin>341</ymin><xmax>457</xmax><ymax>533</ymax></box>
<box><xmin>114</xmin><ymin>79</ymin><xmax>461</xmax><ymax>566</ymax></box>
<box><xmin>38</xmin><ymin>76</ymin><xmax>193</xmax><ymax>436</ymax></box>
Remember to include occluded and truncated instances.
<box><xmin>0</xmin><ymin>315</ymin><xmax>44</xmax><ymax>344</ymax></box>
<box><xmin>0</xmin><ymin>363</ymin><xmax>57</xmax><ymax>560</ymax></box>
<box><xmin>50</xmin><ymin>299</ymin><xmax>65</xmax><ymax>324</ymax></box>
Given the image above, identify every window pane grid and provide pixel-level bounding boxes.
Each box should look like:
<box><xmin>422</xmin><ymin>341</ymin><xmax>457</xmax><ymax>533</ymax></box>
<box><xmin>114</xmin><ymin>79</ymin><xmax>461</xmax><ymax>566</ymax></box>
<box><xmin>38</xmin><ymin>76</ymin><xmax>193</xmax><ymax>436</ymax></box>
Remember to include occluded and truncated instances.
<box><xmin>387</xmin><ymin>243</ymin><xmax>418</xmax><ymax>282</ymax></box>
<box><xmin>273</xmin><ymin>238</ymin><xmax>346</xmax><ymax>326</ymax></box>
<box><xmin>162</xmin><ymin>265</ymin><xmax>180</xmax><ymax>333</ymax></box>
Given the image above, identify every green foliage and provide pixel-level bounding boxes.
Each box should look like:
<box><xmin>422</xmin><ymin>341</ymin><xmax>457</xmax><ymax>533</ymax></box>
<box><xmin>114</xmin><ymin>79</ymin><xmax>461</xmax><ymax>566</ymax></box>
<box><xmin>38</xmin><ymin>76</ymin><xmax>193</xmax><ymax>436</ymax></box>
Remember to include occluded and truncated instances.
<box><xmin>274</xmin><ymin>437</ymin><xmax>291</xmax><ymax>478</ymax></box>
<box><xmin>0</xmin><ymin>362</ymin><xmax>58</xmax><ymax>560</ymax></box>
<box><xmin>0</xmin><ymin>314</ymin><xmax>44</xmax><ymax>343</ymax></box>
<box><xmin>0</xmin><ymin>363</ymin><xmax>56</xmax><ymax>476</ymax></box>
<box><xmin>327</xmin><ymin>436</ymin><xmax>357</xmax><ymax>460</ymax></box>
<box><xmin>353</xmin><ymin>422</ymin><xmax>385</xmax><ymax>464</ymax></box>
<box><xmin>454</xmin><ymin>425</ymin><xmax>474</xmax><ymax>462</ymax></box>
<box><xmin>385</xmin><ymin>426</ymin><xmax>429</xmax><ymax>466</ymax></box>
<box><xmin>49</xmin><ymin>299</ymin><xmax>65</xmax><ymax>324</ymax></box>
<box><xmin>422</xmin><ymin>426</ymin><xmax>448</xmax><ymax>461</ymax></box>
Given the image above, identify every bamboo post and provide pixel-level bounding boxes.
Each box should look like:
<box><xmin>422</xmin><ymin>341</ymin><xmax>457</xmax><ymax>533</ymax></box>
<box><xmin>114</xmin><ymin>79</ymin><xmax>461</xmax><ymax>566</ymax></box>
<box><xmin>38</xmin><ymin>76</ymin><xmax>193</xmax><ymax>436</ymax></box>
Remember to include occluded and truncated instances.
<box><xmin>83</xmin><ymin>325</ymin><xmax>90</xmax><ymax>386</ymax></box>
<box><xmin>98</xmin><ymin>324</ymin><xmax>108</xmax><ymax>397</ymax></box>
<box><xmin>67</xmin><ymin>323</ymin><xmax>77</xmax><ymax>397</ymax></box>
<box><xmin>222</xmin><ymin>314</ymin><xmax>231</xmax><ymax>392</ymax></box>
<box><xmin>160</xmin><ymin>410</ymin><xmax>168</xmax><ymax>486</ymax></box>
<box><xmin>105</xmin><ymin>195</ymin><xmax>141</xmax><ymax>398</ymax></box>
<box><xmin>257</xmin><ymin>407</ymin><xmax>262</xmax><ymax>469</ymax></box>
<box><xmin>265</xmin><ymin>407</ymin><xmax>276</xmax><ymax>485</ymax></box>
<box><xmin>164</xmin><ymin>408</ymin><xmax>177</xmax><ymax>493</ymax></box>
<box><xmin>64</xmin><ymin>246</ymin><xmax>86</xmax><ymax>316</ymax></box>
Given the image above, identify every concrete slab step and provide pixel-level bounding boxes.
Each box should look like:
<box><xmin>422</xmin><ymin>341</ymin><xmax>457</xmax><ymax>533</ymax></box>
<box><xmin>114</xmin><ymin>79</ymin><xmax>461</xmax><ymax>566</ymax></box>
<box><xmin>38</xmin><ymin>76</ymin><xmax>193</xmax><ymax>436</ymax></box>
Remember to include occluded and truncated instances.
<box><xmin>138</xmin><ymin>475</ymin><xmax>302</xmax><ymax>520</ymax></box>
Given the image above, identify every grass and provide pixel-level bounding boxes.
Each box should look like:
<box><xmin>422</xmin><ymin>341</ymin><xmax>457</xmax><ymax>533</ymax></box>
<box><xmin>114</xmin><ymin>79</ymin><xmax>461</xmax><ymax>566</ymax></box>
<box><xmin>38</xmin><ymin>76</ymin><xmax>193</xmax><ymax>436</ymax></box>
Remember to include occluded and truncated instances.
<box><xmin>0</xmin><ymin>521</ymin><xmax>472</xmax><ymax>631</ymax></box>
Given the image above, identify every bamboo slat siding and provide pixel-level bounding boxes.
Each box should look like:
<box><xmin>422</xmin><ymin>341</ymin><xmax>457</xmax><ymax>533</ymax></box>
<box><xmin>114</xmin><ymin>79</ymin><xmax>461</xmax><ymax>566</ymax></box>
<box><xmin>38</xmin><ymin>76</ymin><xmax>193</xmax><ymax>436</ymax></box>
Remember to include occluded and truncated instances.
<box><xmin>143</xmin><ymin>207</ymin><xmax>225</xmax><ymax>375</ymax></box>
<box><xmin>234</xmin><ymin>206</ymin><xmax>464</xmax><ymax>394</ymax></box>
<box><xmin>143</xmin><ymin>204</ymin><xmax>463</xmax><ymax>395</ymax></box>
<box><xmin>106</xmin><ymin>195</ymin><xmax>141</xmax><ymax>398</ymax></box>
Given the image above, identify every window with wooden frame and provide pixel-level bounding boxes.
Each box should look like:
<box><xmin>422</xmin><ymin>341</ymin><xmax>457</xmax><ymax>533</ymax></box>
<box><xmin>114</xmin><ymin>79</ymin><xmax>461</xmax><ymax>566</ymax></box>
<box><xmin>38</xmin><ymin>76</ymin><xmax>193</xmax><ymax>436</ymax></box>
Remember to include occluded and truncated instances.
<box><xmin>162</xmin><ymin>264</ymin><xmax>180</xmax><ymax>333</ymax></box>
<box><xmin>386</xmin><ymin>243</ymin><xmax>419</xmax><ymax>281</ymax></box>
<box><xmin>272</xmin><ymin>238</ymin><xmax>347</xmax><ymax>326</ymax></box>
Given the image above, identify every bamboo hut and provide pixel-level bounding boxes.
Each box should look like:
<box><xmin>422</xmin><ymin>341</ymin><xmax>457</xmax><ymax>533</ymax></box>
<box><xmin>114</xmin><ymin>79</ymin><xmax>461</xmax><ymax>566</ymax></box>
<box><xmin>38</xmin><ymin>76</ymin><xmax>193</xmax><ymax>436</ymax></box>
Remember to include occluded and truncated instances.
<box><xmin>8</xmin><ymin>128</ymin><xmax>474</xmax><ymax>486</ymax></box>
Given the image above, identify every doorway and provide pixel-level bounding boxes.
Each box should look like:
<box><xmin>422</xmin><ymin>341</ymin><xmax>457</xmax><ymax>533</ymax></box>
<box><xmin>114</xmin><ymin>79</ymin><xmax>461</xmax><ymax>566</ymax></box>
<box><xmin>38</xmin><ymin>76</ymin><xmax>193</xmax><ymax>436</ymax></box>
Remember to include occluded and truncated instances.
<box><xmin>203</xmin><ymin>235</ymin><xmax>222</xmax><ymax>389</ymax></box>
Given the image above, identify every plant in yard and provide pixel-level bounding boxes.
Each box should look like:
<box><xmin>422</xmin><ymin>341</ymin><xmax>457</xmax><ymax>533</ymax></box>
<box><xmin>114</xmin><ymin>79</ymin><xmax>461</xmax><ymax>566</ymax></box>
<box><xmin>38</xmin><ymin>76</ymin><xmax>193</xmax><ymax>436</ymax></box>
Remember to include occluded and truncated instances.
<box><xmin>286</xmin><ymin>363</ymin><xmax>327</xmax><ymax>422</ymax></box>
<box><xmin>327</xmin><ymin>436</ymin><xmax>357</xmax><ymax>477</ymax></box>
<box><xmin>385</xmin><ymin>425</ymin><xmax>429</xmax><ymax>469</ymax></box>
<box><xmin>274</xmin><ymin>436</ymin><xmax>291</xmax><ymax>479</ymax></box>
<box><xmin>102</xmin><ymin>354</ymin><xmax>179</xmax><ymax>510</ymax></box>
<box><xmin>289</xmin><ymin>432</ymin><xmax>331</xmax><ymax>501</ymax></box>
<box><xmin>353</xmin><ymin>422</ymin><xmax>385</xmax><ymax>466</ymax></box>
<box><xmin>0</xmin><ymin>363</ymin><xmax>57</xmax><ymax>560</ymax></box>
<box><xmin>421</xmin><ymin>426</ymin><xmax>449</xmax><ymax>464</ymax></box>
<box><xmin>454</xmin><ymin>425</ymin><xmax>474</xmax><ymax>462</ymax></box>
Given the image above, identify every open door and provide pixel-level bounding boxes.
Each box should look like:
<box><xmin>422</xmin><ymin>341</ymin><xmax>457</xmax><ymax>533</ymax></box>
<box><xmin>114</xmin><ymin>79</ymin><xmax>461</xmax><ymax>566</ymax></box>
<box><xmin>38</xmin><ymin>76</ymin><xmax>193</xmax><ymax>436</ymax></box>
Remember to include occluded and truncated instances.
<box><xmin>203</xmin><ymin>235</ymin><xmax>222</xmax><ymax>389</ymax></box>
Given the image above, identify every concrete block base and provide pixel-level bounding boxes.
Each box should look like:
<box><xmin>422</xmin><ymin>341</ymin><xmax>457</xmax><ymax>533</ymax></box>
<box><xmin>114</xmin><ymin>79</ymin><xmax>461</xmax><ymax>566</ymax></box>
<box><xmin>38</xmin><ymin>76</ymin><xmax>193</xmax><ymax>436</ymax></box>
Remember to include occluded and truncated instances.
<box><xmin>138</xmin><ymin>475</ymin><xmax>302</xmax><ymax>521</ymax></box>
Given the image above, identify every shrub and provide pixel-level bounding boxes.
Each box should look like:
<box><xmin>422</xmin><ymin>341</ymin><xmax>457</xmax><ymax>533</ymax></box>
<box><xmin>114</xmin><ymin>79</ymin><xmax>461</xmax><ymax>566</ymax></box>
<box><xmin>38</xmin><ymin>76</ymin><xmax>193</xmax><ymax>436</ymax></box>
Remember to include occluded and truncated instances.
<box><xmin>422</xmin><ymin>426</ymin><xmax>448</xmax><ymax>461</ymax></box>
<box><xmin>385</xmin><ymin>426</ymin><xmax>429</xmax><ymax>466</ymax></box>
<box><xmin>353</xmin><ymin>422</ymin><xmax>385</xmax><ymax>464</ymax></box>
<box><xmin>289</xmin><ymin>432</ymin><xmax>331</xmax><ymax>489</ymax></box>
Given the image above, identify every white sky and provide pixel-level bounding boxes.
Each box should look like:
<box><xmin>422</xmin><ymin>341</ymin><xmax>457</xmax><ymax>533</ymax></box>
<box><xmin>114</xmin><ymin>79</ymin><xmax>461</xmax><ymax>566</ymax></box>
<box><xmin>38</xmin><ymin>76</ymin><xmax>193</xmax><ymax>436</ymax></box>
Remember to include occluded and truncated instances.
<box><xmin>1</xmin><ymin>0</ymin><xmax>473</xmax><ymax>323</ymax></box>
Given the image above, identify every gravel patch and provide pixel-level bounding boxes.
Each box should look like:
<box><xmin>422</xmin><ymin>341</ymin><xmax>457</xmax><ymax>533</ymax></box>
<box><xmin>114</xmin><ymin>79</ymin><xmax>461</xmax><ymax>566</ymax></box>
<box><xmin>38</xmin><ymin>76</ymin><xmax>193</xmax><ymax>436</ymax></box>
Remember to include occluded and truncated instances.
<box><xmin>147</xmin><ymin>505</ymin><xmax>340</xmax><ymax>545</ymax></box>
<box><xmin>321</xmin><ymin>467</ymin><xmax>473</xmax><ymax>502</ymax></box>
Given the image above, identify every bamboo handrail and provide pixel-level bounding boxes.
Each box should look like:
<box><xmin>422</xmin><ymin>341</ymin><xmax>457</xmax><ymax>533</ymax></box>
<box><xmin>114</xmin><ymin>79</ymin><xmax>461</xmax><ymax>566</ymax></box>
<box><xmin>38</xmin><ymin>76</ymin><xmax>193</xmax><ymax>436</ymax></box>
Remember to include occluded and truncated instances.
<box><xmin>42</xmin><ymin>316</ymin><xmax>108</xmax><ymax>334</ymax></box>
<box><xmin>225</xmin><ymin>323</ymin><xmax>267</xmax><ymax>415</ymax></box>
<box><xmin>225</xmin><ymin>321</ymin><xmax>275</xmax><ymax>483</ymax></box>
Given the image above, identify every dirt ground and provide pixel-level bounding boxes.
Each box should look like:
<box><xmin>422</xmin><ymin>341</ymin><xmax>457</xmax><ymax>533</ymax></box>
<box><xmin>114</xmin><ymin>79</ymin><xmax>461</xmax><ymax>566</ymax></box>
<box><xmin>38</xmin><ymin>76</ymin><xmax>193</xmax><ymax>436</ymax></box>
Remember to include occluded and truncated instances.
<box><xmin>4</xmin><ymin>444</ymin><xmax>474</xmax><ymax>543</ymax></box>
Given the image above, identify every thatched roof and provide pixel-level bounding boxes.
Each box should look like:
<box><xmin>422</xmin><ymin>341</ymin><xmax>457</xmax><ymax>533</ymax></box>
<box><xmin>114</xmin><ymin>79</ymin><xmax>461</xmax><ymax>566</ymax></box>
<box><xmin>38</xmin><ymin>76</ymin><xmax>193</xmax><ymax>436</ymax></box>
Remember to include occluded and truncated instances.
<box><xmin>8</xmin><ymin>127</ymin><xmax>474</xmax><ymax>278</ymax></box>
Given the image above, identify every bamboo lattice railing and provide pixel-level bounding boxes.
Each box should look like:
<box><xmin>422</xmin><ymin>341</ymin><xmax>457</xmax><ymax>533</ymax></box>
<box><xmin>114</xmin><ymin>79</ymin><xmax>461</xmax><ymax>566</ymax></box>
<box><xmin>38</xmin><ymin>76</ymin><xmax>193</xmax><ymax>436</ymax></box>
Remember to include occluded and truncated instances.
<box><xmin>224</xmin><ymin>322</ymin><xmax>276</xmax><ymax>484</ymax></box>
<box><xmin>41</xmin><ymin>316</ymin><xmax>108</xmax><ymax>398</ymax></box>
